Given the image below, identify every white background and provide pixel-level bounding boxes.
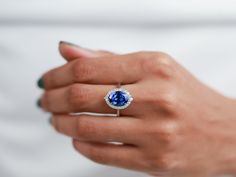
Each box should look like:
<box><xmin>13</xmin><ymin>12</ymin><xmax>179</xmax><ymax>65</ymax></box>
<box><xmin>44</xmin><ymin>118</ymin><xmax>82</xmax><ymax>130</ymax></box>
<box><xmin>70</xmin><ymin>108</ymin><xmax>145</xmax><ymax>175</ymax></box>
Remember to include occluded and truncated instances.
<box><xmin>0</xmin><ymin>0</ymin><xmax>235</xmax><ymax>177</ymax></box>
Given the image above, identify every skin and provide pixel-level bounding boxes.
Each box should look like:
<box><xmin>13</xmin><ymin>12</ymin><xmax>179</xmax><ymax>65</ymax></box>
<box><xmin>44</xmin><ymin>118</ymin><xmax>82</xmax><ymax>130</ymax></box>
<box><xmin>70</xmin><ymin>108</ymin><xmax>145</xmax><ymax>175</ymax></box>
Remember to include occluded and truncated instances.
<box><xmin>39</xmin><ymin>42</ymin><xmax>236</xmax><ymax>177</ymax></box>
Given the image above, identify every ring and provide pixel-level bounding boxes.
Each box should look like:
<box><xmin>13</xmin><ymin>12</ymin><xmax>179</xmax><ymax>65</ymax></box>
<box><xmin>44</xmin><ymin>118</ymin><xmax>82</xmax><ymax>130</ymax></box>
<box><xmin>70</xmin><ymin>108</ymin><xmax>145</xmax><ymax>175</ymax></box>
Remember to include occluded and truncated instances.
<box><xmin>104</xmin><ymin>84</ymin><xmax>133</xmax><ymax>117</ymax></box>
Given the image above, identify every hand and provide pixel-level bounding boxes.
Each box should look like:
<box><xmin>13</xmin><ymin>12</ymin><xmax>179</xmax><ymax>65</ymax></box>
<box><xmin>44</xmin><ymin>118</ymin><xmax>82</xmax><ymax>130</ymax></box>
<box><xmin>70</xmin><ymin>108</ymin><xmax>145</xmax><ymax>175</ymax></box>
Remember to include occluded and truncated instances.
<box><xmin>38</xmin><ymin>42</ymin><xmax>236</xmax><ymax>177</ymax></box>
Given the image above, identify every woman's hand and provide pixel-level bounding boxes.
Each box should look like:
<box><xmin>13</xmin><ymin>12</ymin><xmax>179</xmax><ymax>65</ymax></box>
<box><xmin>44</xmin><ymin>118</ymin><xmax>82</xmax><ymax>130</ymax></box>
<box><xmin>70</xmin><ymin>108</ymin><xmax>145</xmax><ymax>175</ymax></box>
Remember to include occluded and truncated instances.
<box><xmin>38</xmin><ymin>43</ymin><xmax>236</xmax><ymax>177</ymax></box>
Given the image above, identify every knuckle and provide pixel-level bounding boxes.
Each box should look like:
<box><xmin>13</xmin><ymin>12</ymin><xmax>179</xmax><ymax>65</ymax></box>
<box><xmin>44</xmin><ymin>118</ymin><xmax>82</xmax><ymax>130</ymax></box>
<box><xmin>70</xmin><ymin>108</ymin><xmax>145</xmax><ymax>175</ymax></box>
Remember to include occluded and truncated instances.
<box><xmin>72</xmin><ymin>59</ymin><xmax>94</xmax><ymax>82</ymax></box>
<box><xmin>134</xmin><ymin>51</ymin><xmax>156</xmax><ymax>66</ymax></box>
<box><xmin>140</xmin><ymin>52</ymin><xmax>174</xmax><ymax>79</ymax></box>
<box><xmin>157</xmin><ymin>92</ymin><xmax>178</xmax><ymax>113</ymax></box>
<box><xmin>134</xmin><ymin>51</ymin><xmax>151</xmax><ymax>59</ymax></box>
<box><xmin>159</xmin><ymin>122</ymin><xmax>179</xmax><ymax>146</ymax></box>
<box><xmin>144</xmin><ymin>88</ymin><xmax>179</xmax><ymax>115</ymax></box>
<box><xmin>157</xmin><ymin>155</ymin><xmax>174</xmax><ymax>170</ymax></box>
<box><xmin>154</xmin><ymin>52</ymin><xmax>172</xmax><ymax>62</ymax></box>
<box><xmin>67</xmin><ymin>84</ymin><xmax>89</xmax><ymax>110</ymax></box>
<box><xmin>146</xmin><ymin>121</ymin><xmax>179</xmax><ymax>148</ymax></box>
<box><xmin>147</xmin><ymin>91</ymin><xmax>178</xmax><ymax>115</ymax></box>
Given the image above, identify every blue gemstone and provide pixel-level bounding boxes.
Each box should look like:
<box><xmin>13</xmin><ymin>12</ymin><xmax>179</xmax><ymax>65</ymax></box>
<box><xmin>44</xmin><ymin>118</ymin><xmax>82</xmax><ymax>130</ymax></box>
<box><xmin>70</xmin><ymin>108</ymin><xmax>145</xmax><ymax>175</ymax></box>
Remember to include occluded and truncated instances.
<box><xmin>108</xmin><ymin>90</ymin><xmax>129</xmax><ymax>107</ymax></box>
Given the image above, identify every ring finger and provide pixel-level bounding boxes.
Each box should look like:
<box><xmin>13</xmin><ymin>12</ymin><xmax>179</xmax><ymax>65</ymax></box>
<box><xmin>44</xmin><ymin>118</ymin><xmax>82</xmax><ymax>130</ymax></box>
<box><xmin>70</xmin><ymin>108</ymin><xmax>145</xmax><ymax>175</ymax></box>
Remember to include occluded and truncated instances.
<box><xmin>40</xmin><ymin>83</ymin><xmax>138</xmax><ymax>116</ymax></box>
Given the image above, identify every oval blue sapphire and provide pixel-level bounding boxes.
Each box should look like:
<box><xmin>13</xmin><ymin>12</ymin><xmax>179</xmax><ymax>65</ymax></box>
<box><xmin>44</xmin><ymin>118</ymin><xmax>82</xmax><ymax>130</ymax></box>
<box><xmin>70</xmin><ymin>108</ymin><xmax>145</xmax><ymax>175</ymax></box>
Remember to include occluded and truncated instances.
<box><xmin>108</xmin><ymin>90</ymin><xmax>129</xmax><ymax>107</ymax></box>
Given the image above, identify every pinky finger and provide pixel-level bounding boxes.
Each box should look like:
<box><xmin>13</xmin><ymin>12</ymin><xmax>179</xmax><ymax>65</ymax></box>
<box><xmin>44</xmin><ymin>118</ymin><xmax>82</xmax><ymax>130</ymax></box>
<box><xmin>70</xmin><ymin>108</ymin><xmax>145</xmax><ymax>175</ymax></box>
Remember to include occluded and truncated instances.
<box><xmin>73</xmin><ymin>140</ymin><xmax>142</xmax><ymax>170</ymax></box>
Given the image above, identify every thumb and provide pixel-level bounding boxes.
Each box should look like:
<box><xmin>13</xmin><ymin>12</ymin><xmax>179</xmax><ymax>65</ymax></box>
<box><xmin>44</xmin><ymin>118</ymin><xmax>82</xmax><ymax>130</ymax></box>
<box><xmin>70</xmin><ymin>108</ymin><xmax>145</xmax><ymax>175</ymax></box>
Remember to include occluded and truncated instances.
<box><xmin>59</xmin><ymin>41</ymin><xmax>113</xmax><ymax>62</ymax></box>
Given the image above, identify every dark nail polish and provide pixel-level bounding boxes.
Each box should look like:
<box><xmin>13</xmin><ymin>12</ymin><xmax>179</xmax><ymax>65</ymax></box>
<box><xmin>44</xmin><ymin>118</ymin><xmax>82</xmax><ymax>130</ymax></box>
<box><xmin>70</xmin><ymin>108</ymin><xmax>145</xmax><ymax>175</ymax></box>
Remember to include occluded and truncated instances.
<box><xmin>37</xmin><ymin>78</ymin><xmax>44</xmax><ymax>89</ymax></box>
<box><xmin>37</xmin><ymin>99</ymin><xmax>41</xmax><ymax>107</ymax></box>
<box><xmin>48</xmin><ymin>117</ymin><xmax>52</xmax><ymax>125</ymax></box>
<box><xmin>59</xmin><ymin>41</ymin><xmax>79</xmax><ymax>47</ymax></box>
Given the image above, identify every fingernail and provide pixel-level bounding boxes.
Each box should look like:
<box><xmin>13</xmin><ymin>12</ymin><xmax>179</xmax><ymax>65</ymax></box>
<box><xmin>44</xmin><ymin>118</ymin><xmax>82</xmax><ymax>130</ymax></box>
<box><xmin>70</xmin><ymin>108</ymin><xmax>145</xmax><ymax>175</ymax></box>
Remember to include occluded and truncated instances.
<box><xmin>37</xmin><ymin>78</ymin><xmax>44</xmax><ymax>89</ymax></box>
<box><xmin>48</xmin><ymin>117</ymin><xmax>52</xmax><ymax>125</ymax></box>
<box><xmin>37</xmin><ymin>99</ymin><xmax>41</xmax><ymax>107</ymax></box>
<box><xmin>59</xmin><ymin>41</ymin><xmax>80</xmax><ymax>48</ymax></box>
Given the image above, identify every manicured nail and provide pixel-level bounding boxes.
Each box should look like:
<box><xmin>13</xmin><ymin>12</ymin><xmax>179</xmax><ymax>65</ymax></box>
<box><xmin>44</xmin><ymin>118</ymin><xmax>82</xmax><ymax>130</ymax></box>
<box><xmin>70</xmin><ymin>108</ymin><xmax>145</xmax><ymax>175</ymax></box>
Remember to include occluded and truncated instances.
<box><xmin>48</xmin><ymin>117</ymin><xmax>52</xmax><ymax>125</ymax></box>
<box><xmin>37</xmin><ymin>99</ymin><xmax>41</xmax><ymax>107</ymax></box>
<box><xmin>37</xmin><ymin>77</ymin><xmax>44</xmax><ymax>89</ymax></box>
<box><xmin>59</xmin><ymin>41</ymin><xmax>80</xmax><ymax>47</ymax></box>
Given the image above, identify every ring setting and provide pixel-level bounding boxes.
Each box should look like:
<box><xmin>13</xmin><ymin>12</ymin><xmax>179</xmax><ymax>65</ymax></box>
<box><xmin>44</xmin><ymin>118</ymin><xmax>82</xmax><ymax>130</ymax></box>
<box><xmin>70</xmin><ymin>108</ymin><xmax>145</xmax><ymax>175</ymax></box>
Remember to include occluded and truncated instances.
<box><xmin>104</xmin><ymin>88</ymin><xmax>133</xmax><ymax>111</ymax></box>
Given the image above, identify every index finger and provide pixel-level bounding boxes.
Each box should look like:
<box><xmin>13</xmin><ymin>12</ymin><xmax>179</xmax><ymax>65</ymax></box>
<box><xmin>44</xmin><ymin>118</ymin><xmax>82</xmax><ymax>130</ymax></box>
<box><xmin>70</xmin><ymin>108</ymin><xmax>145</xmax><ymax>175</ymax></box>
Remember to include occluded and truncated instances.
<box><xmin>41</xmin><ymin>52</ymin><xmax>145</xmax><ymax>90</ymax></box>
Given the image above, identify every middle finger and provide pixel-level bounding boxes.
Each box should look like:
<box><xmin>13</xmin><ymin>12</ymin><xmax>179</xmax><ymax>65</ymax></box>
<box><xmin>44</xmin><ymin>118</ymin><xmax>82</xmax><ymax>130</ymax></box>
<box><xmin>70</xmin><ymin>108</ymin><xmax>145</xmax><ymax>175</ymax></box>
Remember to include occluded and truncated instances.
<box><xmin>42</xmin><ymin>53</ymin><xmax>144</xmax><ymax>90</ymax></box>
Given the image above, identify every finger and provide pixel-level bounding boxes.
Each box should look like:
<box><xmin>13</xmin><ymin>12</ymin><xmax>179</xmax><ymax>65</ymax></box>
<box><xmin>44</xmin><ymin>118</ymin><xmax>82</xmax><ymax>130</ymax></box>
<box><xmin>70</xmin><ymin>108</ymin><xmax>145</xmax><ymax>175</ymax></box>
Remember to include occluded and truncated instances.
<box><xmin>43</xmin><ymin>53</ymin><xmax>144</xmax><ymax>89</ymax></box>
<box><xmin>73</xmin><ymin>140</ymin><xmax>142</xmax><ymax>170</ymax></box>
<box><xmin>59</xmin><ymin>41</ymin><xmax>113</xmax><ymax>62</ymax></box>
<box><xmin>40</xmin><ymin>83</ymin><xmax>138</xmax><ymax>116</ymax></box>
<box><xmin>52</xmin><ymin>114</ymin><xmax>141</xmax><ymax>145</ymax></box>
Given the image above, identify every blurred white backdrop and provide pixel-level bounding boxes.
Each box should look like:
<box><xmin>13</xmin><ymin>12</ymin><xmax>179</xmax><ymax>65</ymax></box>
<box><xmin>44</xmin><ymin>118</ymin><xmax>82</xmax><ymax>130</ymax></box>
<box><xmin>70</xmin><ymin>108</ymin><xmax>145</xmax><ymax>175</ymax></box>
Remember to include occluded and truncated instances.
<box><xmin>0</xmin><ymin>0</ymin><xmax>236</xmax><ymax>177</ymax></box>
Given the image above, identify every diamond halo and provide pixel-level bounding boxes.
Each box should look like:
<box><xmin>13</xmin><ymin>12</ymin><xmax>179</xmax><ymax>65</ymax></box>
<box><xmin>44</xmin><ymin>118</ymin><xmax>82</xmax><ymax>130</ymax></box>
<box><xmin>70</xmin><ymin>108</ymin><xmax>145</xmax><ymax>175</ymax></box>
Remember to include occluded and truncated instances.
<box><xmin>104</xmin><ymin>88</ymin><xmax>133</xmax><ymax>110</ymax></box>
